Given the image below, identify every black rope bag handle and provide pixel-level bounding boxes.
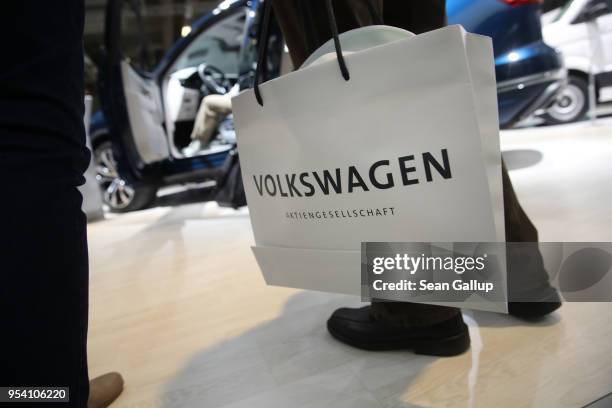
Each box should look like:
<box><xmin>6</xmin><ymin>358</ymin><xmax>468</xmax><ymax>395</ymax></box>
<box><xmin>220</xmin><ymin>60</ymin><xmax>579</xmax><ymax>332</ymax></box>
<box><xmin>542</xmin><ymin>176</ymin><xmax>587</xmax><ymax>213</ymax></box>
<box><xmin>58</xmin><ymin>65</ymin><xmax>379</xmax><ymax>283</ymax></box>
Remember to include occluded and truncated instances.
<box><xmin>253</xmin><ymin>0</ymin><xmax>383</xmax><ymax>106</ymax></box>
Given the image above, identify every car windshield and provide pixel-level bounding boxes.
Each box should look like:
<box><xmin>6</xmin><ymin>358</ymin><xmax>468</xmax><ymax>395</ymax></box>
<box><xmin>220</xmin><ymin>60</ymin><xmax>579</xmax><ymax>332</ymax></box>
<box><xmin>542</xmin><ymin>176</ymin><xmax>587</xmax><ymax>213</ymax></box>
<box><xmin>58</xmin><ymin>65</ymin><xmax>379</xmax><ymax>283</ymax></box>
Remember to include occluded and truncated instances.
<box><xmin>171</xmin><ymin>9</ymin><xmax>246</xmax><ymax>74</ymax></box>
<box><xmin>117</xmin><ymin>0</ymin><xmax>228</xmax><ymax>71</ymax></box>
<box><xmin>553</xmin><ymin>0</ymin><xmax>577</xmax><ymax>21</ymax></box>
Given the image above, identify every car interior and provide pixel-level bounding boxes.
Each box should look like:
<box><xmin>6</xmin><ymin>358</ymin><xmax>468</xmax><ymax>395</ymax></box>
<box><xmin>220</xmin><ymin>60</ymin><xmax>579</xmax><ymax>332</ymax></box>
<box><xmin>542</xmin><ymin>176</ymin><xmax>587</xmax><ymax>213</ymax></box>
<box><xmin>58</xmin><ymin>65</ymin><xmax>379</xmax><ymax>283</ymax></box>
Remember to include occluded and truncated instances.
<box><xmin>120</xmin><ymin>7</ymin><xmax>247</xmax><ymax>166</ymax></box>
<box><xmin>162</xmin><ymin>8</ymin><xmax>247</xmax><ymax>158</ymax></box>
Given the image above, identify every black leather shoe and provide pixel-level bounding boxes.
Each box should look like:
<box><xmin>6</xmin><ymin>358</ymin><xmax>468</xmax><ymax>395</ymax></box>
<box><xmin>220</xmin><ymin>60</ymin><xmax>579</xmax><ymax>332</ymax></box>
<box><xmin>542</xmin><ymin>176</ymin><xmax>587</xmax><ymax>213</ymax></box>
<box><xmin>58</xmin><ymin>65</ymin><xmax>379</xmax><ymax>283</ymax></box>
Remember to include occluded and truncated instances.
<box><xmin>327</xmin><ymin>306</ymin><xmax>470</xmax><ymax>356</ymax></box>
<box><xmin>508</xmin><ymin>286</ymin><xmax>562</xmax><ymax>318</ymax></box>
<box><xmin>508</xmin><ymin>301</ymin><xmax>562</xmax><ymax>319</ymax></box>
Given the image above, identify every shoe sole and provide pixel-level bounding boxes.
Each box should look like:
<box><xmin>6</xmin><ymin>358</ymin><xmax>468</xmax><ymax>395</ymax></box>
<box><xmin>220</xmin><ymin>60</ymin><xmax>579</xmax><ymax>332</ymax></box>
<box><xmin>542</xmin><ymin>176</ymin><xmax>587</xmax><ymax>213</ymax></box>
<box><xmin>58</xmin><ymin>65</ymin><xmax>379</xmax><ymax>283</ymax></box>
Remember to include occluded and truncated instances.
<box><xmin>327</xmin><ymin>320</ymin><xmax>470</xmax><ymax>357</ymax></box>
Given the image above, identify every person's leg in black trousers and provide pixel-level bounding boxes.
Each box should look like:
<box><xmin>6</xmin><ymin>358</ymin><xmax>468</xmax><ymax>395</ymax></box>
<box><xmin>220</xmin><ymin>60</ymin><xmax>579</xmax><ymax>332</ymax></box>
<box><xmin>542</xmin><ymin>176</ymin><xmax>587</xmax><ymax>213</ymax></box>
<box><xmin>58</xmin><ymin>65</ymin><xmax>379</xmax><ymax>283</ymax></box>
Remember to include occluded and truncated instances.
<box><xmin>271</xmin><ymin>0</ymin><xmax>561</xmax><ymax>355</ymax></box>
<box><xmin>1</xmin><ymin>2</ymin><xmax>122</xmax><ymax>406</ymax></box>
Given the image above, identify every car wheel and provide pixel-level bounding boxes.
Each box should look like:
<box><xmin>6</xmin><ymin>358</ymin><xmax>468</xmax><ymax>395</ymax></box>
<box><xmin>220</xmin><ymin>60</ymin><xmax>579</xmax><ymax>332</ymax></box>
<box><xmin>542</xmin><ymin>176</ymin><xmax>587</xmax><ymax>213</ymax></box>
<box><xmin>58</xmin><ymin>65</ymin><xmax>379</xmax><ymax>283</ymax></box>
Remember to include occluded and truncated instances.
<box><xmin>543</xmin><ymin>75</ymin><xmax>589</xmax><ymax>125</ymax></box>
<box><xmin>93</xmin><ymin>140</ymin><xmax>157</xmax><ymax>213</ymax></box>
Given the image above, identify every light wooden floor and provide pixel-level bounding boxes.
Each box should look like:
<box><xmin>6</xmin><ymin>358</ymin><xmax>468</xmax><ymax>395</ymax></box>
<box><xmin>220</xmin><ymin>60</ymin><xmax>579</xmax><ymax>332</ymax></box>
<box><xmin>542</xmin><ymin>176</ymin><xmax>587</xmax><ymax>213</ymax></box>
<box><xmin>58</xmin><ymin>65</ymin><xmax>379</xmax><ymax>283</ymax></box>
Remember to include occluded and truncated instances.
<box><xmin>88</xmin><ymin>119</ymin><xmax>612</xmax><ymax>408</ymax></box>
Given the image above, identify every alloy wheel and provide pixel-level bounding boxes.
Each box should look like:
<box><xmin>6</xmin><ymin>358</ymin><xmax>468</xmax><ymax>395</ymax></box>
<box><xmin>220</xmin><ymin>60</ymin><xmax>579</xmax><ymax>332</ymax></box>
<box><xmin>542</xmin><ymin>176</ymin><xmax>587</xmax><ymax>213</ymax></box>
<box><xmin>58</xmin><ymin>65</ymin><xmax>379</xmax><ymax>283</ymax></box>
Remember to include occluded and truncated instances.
<box><xmin>94</xmin><ymin>143</ymin><xmax>136</xmax><ymax>210</ymax></box>
<box><xmin>547</xmin><ymin>83</ymin><xmax>586</xmax><ymax>123</ymax></box>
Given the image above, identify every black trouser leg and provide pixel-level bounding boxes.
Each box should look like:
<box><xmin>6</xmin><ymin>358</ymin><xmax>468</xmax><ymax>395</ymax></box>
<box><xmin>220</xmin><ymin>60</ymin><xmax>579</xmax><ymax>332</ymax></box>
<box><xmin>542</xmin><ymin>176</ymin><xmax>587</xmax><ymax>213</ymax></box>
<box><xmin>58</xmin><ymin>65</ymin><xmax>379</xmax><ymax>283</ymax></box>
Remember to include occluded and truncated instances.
<box><xmin>1</xmin><ymin>185</ymin><xmax>90</xmax><ymax>407</ymax></box>
<box><xmin>1</xmin><ymin>0</ymin><xmax>90</xmax><ymax>405</ymax></box>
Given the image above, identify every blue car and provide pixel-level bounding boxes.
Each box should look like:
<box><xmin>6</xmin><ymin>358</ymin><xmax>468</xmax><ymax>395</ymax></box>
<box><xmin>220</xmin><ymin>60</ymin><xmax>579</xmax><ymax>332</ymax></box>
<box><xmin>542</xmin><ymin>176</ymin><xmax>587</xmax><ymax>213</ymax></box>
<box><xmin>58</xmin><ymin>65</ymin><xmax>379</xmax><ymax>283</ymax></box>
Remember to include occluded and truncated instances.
<box><xmin>448</xmin><ymin>0</ymin><xmax>565</xmax><ymax>127</ymax></box>
<box><xmin>96</xmin><ymin>0</ymin><xmax>563</xmax><ymax>212</ymax></box>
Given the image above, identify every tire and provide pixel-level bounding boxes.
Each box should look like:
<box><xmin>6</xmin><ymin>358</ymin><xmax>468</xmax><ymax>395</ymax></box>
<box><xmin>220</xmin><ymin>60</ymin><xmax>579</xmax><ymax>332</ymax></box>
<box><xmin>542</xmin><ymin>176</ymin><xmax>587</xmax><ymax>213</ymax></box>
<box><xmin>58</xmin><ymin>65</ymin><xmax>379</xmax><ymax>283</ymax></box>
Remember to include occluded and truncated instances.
<box><xmin>543</xmin><ymin>75</ymin><xmax>589</xmax><ymax>125</ymax></box>
<box><xmin>93</xmin><ymin>140</ymin><xmax>158</xmax><ymax>213</ymax></box>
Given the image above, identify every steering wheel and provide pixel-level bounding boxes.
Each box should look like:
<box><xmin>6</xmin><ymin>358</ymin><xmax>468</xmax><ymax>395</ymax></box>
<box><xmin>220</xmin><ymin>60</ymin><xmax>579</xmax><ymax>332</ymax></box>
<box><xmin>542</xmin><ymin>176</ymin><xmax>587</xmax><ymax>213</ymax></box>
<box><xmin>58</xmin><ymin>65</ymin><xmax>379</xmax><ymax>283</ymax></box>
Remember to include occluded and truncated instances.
<box><xmin>197</xmin><ymin>63</ymin><xmax>228</xmax><ymax>95</ymax></box>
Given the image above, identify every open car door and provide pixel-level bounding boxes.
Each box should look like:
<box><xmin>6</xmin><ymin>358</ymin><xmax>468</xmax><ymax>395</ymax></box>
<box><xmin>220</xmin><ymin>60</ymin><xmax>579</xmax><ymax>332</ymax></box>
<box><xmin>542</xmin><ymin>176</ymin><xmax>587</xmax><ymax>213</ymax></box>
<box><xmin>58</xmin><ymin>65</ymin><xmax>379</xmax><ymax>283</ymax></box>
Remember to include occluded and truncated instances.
<box><xmin>100</xmin><ymin>0</ymin><xmax>170</xmax><ymax>182</ymax></box>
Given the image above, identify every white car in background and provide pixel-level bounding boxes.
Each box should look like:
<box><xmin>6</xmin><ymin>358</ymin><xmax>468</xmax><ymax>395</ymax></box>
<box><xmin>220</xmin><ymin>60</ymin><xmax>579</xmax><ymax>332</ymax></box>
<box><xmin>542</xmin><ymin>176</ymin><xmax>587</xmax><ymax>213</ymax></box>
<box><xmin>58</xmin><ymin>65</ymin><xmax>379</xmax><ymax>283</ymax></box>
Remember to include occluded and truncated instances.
<box><xmin>542</xmin><ymin>0</ymin><xmax>612</xmax><ymax>124</ymax></box>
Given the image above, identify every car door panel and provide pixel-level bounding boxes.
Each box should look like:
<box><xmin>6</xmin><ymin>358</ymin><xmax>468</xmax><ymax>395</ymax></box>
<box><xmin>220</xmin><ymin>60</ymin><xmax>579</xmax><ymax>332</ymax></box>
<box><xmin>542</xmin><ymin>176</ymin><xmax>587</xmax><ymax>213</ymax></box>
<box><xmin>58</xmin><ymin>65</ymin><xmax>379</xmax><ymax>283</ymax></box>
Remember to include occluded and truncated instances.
<box><xmin>599</xmin><ymin>12</ymin><xmax>612</xmax><ymax>70</ymax></box>
<box><xmin>121</xmin><ymin>62</ymin><xmax>170</xmax><ymax>164</ymax></box>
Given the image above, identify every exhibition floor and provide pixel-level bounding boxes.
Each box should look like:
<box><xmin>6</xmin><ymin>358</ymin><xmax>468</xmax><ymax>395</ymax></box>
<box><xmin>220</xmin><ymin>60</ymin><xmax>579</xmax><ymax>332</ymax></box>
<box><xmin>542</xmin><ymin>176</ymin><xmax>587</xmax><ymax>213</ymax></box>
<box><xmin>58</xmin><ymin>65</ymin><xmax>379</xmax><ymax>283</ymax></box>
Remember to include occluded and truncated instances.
<box><xmin>87</xmin><ymin>118</ymin><xmax>612</xmax><ymax>408</ymax></box>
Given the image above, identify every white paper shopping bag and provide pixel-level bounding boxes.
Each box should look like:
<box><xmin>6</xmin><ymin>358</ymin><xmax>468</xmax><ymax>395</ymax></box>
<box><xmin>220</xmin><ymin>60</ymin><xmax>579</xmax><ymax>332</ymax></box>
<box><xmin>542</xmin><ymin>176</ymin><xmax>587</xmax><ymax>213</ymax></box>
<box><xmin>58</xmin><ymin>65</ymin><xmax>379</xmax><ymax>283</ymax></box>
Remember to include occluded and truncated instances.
<box><xmin>232</xmin><ymin>17</ymin><xmax>505</xmax><ymax>302</ymax></box>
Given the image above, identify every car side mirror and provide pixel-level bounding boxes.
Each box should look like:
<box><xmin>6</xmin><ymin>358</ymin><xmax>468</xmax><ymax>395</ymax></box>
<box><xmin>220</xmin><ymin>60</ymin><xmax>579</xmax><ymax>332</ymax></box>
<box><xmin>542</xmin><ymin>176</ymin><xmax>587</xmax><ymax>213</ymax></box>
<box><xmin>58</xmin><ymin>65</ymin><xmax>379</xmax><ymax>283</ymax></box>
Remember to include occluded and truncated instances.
<box><xmin>574</xmin><ymin>0</ymin><xmax>611</xmax><ymax>23</ymax></box>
